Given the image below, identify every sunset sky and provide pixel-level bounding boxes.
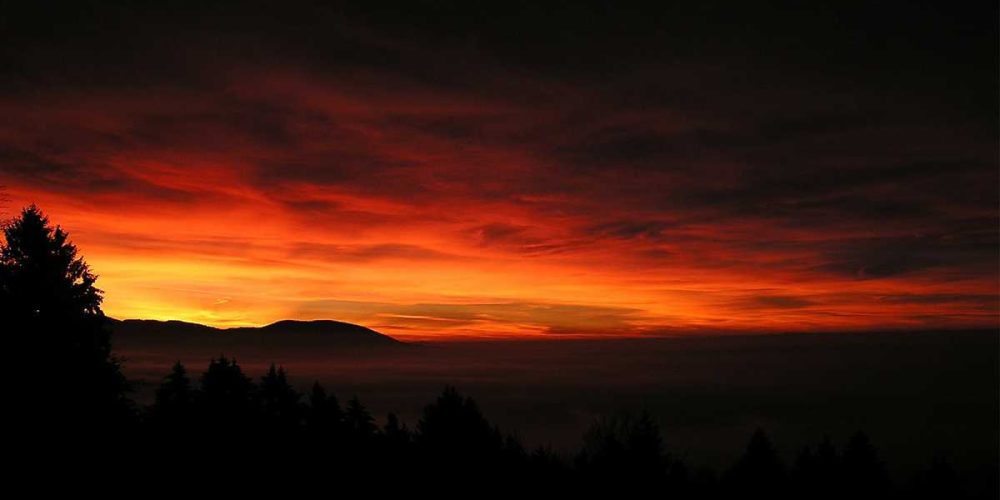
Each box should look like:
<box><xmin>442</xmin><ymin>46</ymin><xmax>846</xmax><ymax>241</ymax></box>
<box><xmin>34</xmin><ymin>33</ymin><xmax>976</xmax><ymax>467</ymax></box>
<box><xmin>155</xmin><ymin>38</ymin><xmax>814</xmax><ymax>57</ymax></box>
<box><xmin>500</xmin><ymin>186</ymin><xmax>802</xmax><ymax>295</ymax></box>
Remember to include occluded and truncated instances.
<box><xmin>1</xmin><ymin>2</ymin><xmax>996</xmax><ymax>339</ymax></box>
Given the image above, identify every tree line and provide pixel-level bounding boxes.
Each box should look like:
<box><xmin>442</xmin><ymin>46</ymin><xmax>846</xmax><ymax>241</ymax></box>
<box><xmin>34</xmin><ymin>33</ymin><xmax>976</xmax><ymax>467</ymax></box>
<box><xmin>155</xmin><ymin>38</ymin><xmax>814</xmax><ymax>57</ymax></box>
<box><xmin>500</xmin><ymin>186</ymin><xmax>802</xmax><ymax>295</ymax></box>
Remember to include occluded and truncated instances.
<box><xmin>0</xmin><ymin>205</ymin><xmax>981</xmax><ymax>497</ymax></box>
<box><xmin>134</xmin><ymin>355</ymin><xmax>966</xmax><ymax>498</ymax></box>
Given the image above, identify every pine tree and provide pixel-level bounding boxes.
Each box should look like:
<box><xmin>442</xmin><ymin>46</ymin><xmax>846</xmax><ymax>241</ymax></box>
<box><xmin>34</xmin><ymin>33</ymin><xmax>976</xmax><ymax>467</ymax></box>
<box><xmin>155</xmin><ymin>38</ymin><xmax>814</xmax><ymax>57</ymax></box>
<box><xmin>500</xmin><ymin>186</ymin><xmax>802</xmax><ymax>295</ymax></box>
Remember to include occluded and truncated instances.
<box><xmin>417</xmin><ymin>386</ymin><xmax>500</xmax><ymax>463</ymax></box>
<box><xmin>1</xmin><ymin>205</ymin><xmax>103</xmax><ymax>323</ymax></box>
<box><xmin>306</xmin><ymin>381</ymin><xmax>343</xmax><ymax>443</ymax></box>
<box><xmin>198</xmin><ymin>356</ymin><xmax>257</xmax><ymax>430</ymax></box>
<box><xmin>383</xmin><ymin>412</ymin><xmax>410</xmax><ymax>444</ymax></box>
<box><xmin>725</xmin><ymin>428</ymin><xmax>786</xmax><ymax>497</ymax></box>
<box><xmin>153</xmin><ymin>361</ymin><xmax>194</xmax><ymax>425</ymax></box>
<box><xmin>842</xmin><ymin>432</ymin><xmax>889</xmax><ymax>496</ymax></box>
<box><xmin>1</xmin><ymin>205</ymin><xmax>130</xmax><ymax>430</ymax></box>
<box><xmin>259</xmin><ymin>363</ymin><xmax>301</xmax><ymax>430</ymax></box>
<box><xmin>344</xmin><ymin>396</ymin><xmax>376</xmax><ymax>440</ymax></box>
<box><xmin>578</xmin><ymin>410</ymin><xmax>667</xmax><ymax>484</ymax></box>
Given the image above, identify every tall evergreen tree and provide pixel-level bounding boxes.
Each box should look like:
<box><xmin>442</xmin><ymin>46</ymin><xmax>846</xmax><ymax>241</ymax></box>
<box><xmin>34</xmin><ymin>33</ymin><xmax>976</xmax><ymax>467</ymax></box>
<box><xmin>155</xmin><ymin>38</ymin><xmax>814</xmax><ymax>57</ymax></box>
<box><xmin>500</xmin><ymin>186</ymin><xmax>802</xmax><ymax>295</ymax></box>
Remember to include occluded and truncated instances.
<box><xmin>912</xmin><ymin>455</ymin><xmax>964</xmax><ymax>500</ymax></box>
<box><xmin>306</xmin><ymin>381</ymin><xmax>343</xmax><ymax>435</ymax></box>
<box><xmin>725</xmin><ymin>428</ymin><xmax>787</xmax><ymax>498</ymax></box>
<box><xmin>577</xmin><ymin>410</ymin><xmax>668</xmax><ymax>486</ymax></box>
<box><xmin>382</xmin><ymin>412</ymin><xmax>410</xmax><ymax>445</ymax></box>
<box><xmin>153</xmin><ymin>361</ymin><xmax>195</xmax><ymax>425</ymax></box>
<box><xmin>1</xmin><ymin>205</ymin><xmax>130</xmax><ymax>430</ymax></box>
<box><xmin>259</xmin><ymin>363</ymin><xmax>301</xmax><ymax>431</ymax></box>
<box><xmin>842</xmin><ymin>432</ymin><xmax>889</xmax><ymax>497</ymax></box>
<box><xmin>417</xmin><ymin>386</ymin><xmax>502</xmax><ymax>465</ymax></box>
<box><xmin>344</xmin><ymin>395</ymin><xmax>376</xmax><ymax>440</ymax></box>
<box><xmin>792</xmin><ymin>436</ymin><xmax>840</xmax><ymax>499</ymax></box>
<box><xmin>198</xmin><ymin>356</ymin><xmax>257</xmax><ymax>431</ymax></box>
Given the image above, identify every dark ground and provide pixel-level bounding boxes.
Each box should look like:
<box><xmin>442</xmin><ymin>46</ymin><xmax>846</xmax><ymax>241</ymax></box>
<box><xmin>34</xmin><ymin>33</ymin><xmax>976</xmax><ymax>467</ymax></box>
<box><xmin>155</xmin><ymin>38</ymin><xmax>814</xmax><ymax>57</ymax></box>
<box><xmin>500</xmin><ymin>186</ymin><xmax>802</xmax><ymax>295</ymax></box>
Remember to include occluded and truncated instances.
<box><xmin>116</xmin><ymin>329</ymin><xmax>998</xmax><ymax>492</ymax></box>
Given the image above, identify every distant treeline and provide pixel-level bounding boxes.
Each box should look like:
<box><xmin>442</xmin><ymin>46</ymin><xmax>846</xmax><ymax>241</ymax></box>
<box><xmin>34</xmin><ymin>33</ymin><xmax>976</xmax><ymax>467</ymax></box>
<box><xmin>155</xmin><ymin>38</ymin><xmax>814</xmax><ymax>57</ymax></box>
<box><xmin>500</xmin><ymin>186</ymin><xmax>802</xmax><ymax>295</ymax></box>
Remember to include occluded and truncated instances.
<box><xmin>0</xmin><ymin>205</ymin><xmax>987</xmax><ymax>497</ymax></box>
<box><xmin>118</xmin><ymin>356</ymin><xmax>962</xmax><ymax>498</ymax></box>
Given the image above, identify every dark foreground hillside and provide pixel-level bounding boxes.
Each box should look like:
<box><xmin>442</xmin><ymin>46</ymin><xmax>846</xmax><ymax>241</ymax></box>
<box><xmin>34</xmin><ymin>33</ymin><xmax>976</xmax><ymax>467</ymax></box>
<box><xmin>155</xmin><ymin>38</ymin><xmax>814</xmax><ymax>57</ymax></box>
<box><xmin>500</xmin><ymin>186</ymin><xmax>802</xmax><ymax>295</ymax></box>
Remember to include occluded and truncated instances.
<box><xmin>115</xmin><ymin>328</ymin><xmax>999</xmax><ymax>497</ymax></box>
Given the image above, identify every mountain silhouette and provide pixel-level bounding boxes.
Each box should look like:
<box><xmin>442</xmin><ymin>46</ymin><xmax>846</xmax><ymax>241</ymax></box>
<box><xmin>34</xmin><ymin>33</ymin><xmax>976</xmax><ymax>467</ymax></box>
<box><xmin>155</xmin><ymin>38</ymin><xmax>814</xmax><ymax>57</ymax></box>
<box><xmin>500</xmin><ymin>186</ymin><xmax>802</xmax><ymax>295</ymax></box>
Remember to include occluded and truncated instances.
<box><xmin>108</xmin><ymin>318</ymin><xmax>403</xmax><ymax>351</ymax></box>
<box><xmin>251</xmin><ymin>319</ymin><xmax>394</xmax><ymax>338</ymax></box>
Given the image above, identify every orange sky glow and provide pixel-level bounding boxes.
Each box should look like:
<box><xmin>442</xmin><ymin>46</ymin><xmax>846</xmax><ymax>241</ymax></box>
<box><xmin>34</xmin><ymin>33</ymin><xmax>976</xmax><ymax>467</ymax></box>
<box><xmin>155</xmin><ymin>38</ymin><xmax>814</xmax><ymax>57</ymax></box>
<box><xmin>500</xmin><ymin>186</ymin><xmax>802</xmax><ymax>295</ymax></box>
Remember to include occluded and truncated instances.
<box><xmin>2</xmin><ymin>35</ymin><xmax>997</xmax><ymax>340</ymax></box>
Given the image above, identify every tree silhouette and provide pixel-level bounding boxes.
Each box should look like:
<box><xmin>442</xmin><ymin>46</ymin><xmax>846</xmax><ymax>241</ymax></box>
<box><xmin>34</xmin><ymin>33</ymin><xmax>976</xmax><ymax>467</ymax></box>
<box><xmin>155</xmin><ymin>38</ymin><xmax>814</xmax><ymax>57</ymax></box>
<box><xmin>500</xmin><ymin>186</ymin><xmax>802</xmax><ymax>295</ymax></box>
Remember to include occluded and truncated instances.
<box><xmin>383</xmin><ymin>412</ymin><xmax>410</xmax><ymax>444</ymax></box>
<box><xmin>259</xmin><ymin>363</ymin><xmax>302</xmax><ymax>432</ymax></box>
<box><xmin>626</xmin><ymin>411</ymin><xmax>666</xmax><ymax>476</ymax></box>
<box><xmin>379</xmin><ymin>412</ymin><xmax>413</xmax><ymax>471</ymax></box>
<box><xmin>725</xmin><ymin>428</ymin><xmax>787</xmax><ymax>497</ymax></box>
<box><xmin>577</xmin><ymin>410</ymin><xmax>671</xmax><ymax>492</ymax></box>
<box><xmin>529</xmin><ymin>445</ymin><xmax>566</xmax><ymax>475</ymax></box>
<box><xmin>1</xmin><ymin>205</ymin><xmax>130</xmax><ymax>433</ymax></box>
<box><xmin>120</xmin><ymin>350</ymin><xmax>1000</xmax><ymax>493</ymax></box>
<box><xmin>197</xmin><ymin>356</ymin><xmax>257</xmax><ymax>432</ymax></box>
<box><xmin>306</xmin><ymin>381</ymin><xmax>343</xmax><ymax>439</ymax></box>
<box><xmin>417</xmin><ymin>386</ymin><xmax>500</xmax><ymax>463</ymax></box>
<box><xmin>1</xmin><ymin>205</ymin><xmax>102</xmax><ymax>321</ymax></box>
<box><xmin>792</xmin><ymin>436</ymin><xmax>840</xmax><ymax>499</ymax></box>
<box><xmin>344</xmin><ymin>395</ymin><xmax>376</xmax><ymax>442</ymax></box>
<box><xmin>841</xmin><ymin>432</ymin><xmax>889</xmax><ymax>497</ymax></box>
<box><xmin>912</xmin><ymin>455</ymin><xmax>964</xmax><ymax>500</ymax></box>
<box><xmin>152</xmin><ymin>361</ymin><xmax>195</xmax><ymax>427</ymax></box>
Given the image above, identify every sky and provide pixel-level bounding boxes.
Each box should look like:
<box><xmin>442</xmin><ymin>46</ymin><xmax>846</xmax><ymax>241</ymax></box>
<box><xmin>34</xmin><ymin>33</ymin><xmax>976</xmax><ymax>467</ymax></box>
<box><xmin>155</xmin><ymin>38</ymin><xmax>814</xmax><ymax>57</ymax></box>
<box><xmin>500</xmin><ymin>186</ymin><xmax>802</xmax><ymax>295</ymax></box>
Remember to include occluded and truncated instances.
<box><xmin>1</xmin><ymin>2</ymin><xmax>997</xmax><ymax>339</ymax></box>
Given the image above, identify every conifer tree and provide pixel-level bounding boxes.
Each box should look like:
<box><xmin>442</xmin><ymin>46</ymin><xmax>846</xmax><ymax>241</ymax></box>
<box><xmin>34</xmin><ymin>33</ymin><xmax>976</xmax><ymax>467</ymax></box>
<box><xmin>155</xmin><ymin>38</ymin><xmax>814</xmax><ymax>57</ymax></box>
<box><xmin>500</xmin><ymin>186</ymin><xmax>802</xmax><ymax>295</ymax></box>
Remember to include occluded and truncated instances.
<box><xmin>1</xmin><ymin>205</ymin><xmax>130</xmax><ymax>429</ymax></box>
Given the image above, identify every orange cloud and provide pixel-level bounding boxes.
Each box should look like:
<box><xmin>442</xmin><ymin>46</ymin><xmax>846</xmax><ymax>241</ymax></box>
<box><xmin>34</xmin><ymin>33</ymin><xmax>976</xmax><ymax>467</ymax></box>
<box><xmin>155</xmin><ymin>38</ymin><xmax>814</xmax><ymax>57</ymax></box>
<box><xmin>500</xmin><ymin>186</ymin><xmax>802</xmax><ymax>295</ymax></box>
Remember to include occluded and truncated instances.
<box><xmin>1</xmin><ymin>45</ymin><xmax>996</xmax><ymax>339</ymax></box>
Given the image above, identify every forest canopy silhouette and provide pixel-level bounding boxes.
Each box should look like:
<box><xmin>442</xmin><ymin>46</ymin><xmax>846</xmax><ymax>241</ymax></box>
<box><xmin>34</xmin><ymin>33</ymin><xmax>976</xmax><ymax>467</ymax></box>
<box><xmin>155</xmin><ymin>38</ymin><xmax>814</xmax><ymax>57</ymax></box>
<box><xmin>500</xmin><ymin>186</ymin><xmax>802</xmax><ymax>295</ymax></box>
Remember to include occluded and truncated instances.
<box><xmin>0</xmin><ymin>205</ymin><xmax>989</xmax><ymax>497</ymax></box>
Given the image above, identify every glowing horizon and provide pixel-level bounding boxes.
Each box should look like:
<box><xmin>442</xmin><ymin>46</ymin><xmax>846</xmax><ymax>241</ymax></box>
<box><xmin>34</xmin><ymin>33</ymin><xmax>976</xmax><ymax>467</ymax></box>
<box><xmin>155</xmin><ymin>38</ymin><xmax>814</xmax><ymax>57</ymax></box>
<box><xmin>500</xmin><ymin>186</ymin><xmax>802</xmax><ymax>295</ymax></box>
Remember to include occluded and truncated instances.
<box><xmin>2</xmin><ymin>7</ymin><xmax>996</xmax><ymax>340</ymax></box>
<box><xmin>6</xmin><ymin>195</ymin><xmax>997</xmax><ymax>340</ymax></box>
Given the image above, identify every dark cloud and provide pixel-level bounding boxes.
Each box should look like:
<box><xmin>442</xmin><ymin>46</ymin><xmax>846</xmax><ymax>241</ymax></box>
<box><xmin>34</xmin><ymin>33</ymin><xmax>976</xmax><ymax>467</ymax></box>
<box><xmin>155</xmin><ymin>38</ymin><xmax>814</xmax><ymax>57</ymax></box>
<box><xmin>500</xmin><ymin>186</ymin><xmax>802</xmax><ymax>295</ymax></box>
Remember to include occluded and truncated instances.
<box><xmin>737</xmin><ymin>295</ymin><xmax>816</xmax><ymax>310</ymax></box>
<box><xmin>0</xmin><ymin>1</ymin><xmax>995</xmax><ymax>334</ymax></box>
<box><xmin>876</xmin><ymin>294</ymin><xmax>998</xmax><ymax>306</ymax></box>
<box><xmin>474</xmin><ymin>223</ymin><xmax>528</xmax><ymax>244</ymax></box>
<box><xmin>0</xmin><ymin>147</ymin><xmax>199</xmax><ymax>204</ymax></box>
<box><xmin>585</xmin><ymin>220</ymin><xmax>672</xmax><ymax>241</ymax></box>
<box><xmin>818</xmin><ymin>228</ymin><xmax>999</xmax><ymax>280</ymax></box>
<box><xmin>469</xmin><ymin>223</ymin><xmax>584</xmax><ymax>256</ymax></box>
<box><xmin>288</xmin><ymin>242</ymin><xmax>457</xmax><ymax>263</ymax></box>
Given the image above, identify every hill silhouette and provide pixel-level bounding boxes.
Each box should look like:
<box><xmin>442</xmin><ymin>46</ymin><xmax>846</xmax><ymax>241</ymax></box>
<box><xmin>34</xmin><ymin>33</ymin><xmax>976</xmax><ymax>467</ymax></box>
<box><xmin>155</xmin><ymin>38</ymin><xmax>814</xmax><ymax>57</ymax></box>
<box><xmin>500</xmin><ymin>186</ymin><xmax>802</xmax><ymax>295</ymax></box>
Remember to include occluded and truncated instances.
<box><xmin>251</xmin><ymin>319</ymin><xmax>396</xmax><ymax>339</ymax></box>
<box><xmin>108</xmin><ymin>318</ymin><xmax>403</xmax><ymax>351</ymax></box>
